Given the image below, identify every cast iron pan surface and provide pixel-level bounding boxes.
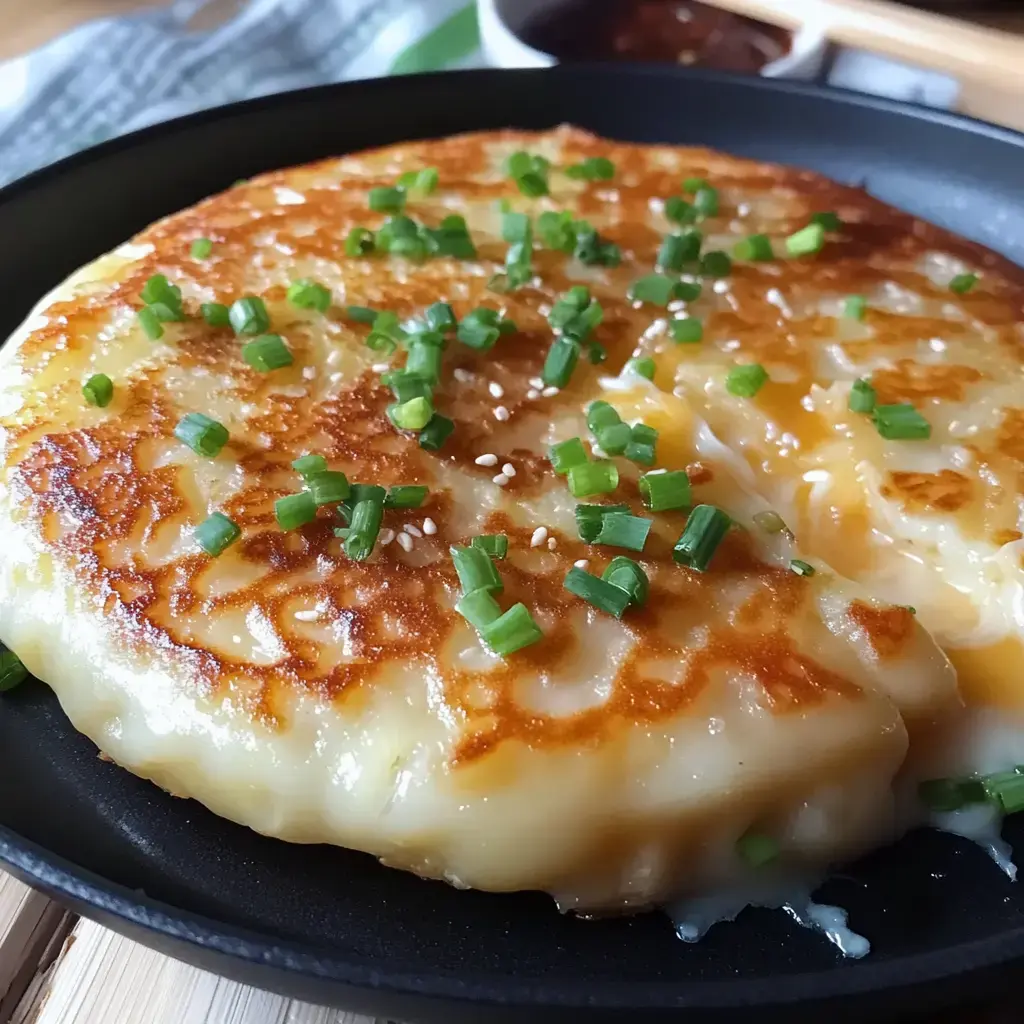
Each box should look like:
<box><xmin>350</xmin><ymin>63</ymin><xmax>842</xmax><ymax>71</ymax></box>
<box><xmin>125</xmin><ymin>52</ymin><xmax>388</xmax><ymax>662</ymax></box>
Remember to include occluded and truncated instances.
<box><xmin>2</xmin><ymin>66</ymin><xmax>1024</xmax><ymax>1023</ymax></box>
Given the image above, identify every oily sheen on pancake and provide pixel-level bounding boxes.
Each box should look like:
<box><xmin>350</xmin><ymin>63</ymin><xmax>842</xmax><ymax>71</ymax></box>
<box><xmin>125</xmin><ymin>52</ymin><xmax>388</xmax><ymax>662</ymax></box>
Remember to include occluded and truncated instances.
<box><xmin>0</xmin><ymin>126</ymin><xmax>988</xmax><ymax>915</ymax></box>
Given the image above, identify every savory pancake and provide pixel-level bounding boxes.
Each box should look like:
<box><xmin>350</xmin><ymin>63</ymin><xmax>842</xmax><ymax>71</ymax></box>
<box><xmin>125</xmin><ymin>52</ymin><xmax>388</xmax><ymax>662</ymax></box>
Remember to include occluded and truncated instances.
<box><xmin>0</xmin><ymin>126</ymin><xmax>982</xmax><ymax>916</ymax></box>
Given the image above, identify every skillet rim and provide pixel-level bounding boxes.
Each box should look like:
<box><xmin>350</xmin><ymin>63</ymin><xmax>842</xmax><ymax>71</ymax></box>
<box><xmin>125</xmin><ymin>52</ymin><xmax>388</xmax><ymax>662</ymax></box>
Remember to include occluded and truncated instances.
<box><xmin>3</xmin><ymin>63</ymin><xmax>1024</xmax><ymax>1014</ymax></box>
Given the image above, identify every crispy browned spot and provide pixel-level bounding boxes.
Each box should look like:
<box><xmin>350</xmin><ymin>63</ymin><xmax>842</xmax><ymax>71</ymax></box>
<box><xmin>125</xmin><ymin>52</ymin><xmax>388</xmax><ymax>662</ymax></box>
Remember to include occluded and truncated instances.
<box><xmin>848</xmin><ymin>601</ymin><xmax>916</xmax><ymax>661</ymax></box>
<box><xmin>997</xmin><ymin>409</ymin><xmax>1024</xmax><ymax>464</ymax></box>
<box><xmin>871</xmin><ymin>360</ymin><xmax>984</xmax><ymax>405</ymax></box>
<box><xmin>881</xmin><ymin>470</ymin><xmax>972</xmax><ymax>513</ymax></box>
<box><xmin>993</xmin><ymin>529</ymin><xmax>1023</xmax><ymax>547</ymax></box>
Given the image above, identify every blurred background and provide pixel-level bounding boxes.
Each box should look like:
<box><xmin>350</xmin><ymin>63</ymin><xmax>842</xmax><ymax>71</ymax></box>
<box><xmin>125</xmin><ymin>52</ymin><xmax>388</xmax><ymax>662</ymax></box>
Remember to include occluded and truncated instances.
<box><xmin>2</xmin><ymin>0</ymin><xmax>1024</xmax><ymax>189</ymax></box>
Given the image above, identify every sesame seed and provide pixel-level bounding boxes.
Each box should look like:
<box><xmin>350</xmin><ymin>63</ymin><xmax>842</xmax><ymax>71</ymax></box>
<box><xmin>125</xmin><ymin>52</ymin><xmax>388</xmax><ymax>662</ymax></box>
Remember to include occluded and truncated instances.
<box><xmin>379</xmin><ymin>528</ymin><xmax>395</xmax><ymax>546</ymax></box>
<box><xmin>547</xmin><ymin>537</ymin><xmax>557</xmax><ymax>551</ymax></box>
<box><xmin>502</xmin><ymin>463</ymin><xmax>516</xmax><ymax>477</ymax></box>
<box><xmin>422</xmin><ymin>517</ymin><xmax>437</xmax><ymax>535</ymax></box>
<box><xmin>475</xmin><ymin>453</ymin><xmax>498</xmax><ymax>467</ymax></box>
<box><xmin>371</xmin><ymin>362</ymin><xmax>389</xmax><ymax>373</ymax></box>
<box><xmin>526</xmin><ymin>389</ymin><xmax>540</xmax><ymax>400</ymax></box>
<box><xmin>294</xmin><ymin>609</ymin><xmax>320</xmax><ymax>622</ymax></box>
<box><xmin>529</xmin><ymin>377</ymin><xmax>544</xmax><ymax>389</ymax></box>
<box><xmin>488</xmin><ymin>381</ymin><xmax>504</xmax><ymax>399</ymax></box>
<box><xmin>404</xmin><ymin>524</ymin><xmax>423</xmax><ymax>539</ymax></box>
<box><xmin>302</xmin><ymin>366</ymin><xmax>317</xmax><ymax>380</ymax></box>
<box><xmin>453</xmin><ymin>368</ymin><xmax>473</xmax><ymax>383</ymax></box>
<box><xmin>492</xmin><ymin>473</ymin><xmax>510</xmax><ymax>486</ymax></box>
<box><xmin>397</xmin><ymin>532</ymin><xmax>414</xmax><ymax>552</ymax></box>
<box><xmin>574</xmin><ymin>559</ymin><xmax>589</xmax><ymax>570</ymax></box>
<box><xmin>493</xmin><ymin>405</ymin><xmax>510</xmax><ymax>422</ymax></box>
<box><xmin>530</xmin><ymin>527</ymin><xmax>548</xmax><ymax>548</ymax></box>
<box><xmin>541</xmin><ymin>386</ymin><xmax>560</xmax><ymax>398</ymax></box>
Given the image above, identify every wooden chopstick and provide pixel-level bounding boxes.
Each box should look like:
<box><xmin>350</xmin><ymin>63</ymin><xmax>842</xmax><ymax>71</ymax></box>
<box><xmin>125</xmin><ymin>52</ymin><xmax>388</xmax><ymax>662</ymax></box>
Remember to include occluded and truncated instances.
<box><xmin>703</xmin><ymin>0</ymin><xmax>1024</xmax><ymax>93</ymax></box>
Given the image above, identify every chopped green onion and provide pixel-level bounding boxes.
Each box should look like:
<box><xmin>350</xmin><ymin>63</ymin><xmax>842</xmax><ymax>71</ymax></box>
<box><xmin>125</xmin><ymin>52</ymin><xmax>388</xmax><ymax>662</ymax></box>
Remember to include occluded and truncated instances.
<box><xmin>844</xmin><ymin>294</ymin><xmax>867</xmax><ymax>321</ymax></box>
<box><xmin>140</xmin><ymin>274</ymin><xmax>182</xmax><ymax>310</ymax></box>
<box><xmin>472</xmin><ymin>534</ymin><xmax>508</xmax><ymax>559</ymax></box>
<box><xmin>191</xmin><ymin>238</ymin><xmax>213</xmax><ymax>260</ymax></box>
<box><xmin>670</xmin><ymin>317</ymin><xmax>703</xmax><ymax>344</ymax></box>
<box><xmin>625</xmin><ymin>441</ymin><xmax>656</xmax><ymax>466</ymax></box>
<box><xmin>195</xmin><ymin>512</ymin><xmax>241</xmax><ymax>556</ymax></box>
<box><xmin>451</xmin><ymin>545</ymin><xmax>503</xmax><ymax>595</ymax></box>
<box><xmin>561</xmin><ymin>299</ymin><xmax>604</xmax><ymax>341</ymax></box>
<box><xmin>567</xmin><ymin>461</ymin><xmax>619</xmax><ymax>498</ymax></box>
<box><xmin>385</xmin><ymin>485</ymin><xmax>428</xmax><ymax>509</ymax></box>
<box><xmin>406</xmin><ymin>341</ymin><xmax>443</xmax><ymax>384</ymax></box>
<box><xmin>201</xmin><ymin>302</ymin><xmax>231</xmax><ymax>327</ymax></box>
<box><xmin>984</xmin><ymin>772</ymin><xmax>1024</xmax><ymax>814</ymax></box>
<box><xmin>811</xmin><ymin>211</ymin><xmax>842</xmax><ymax>232</ymax></box>
<box><xmin>419</xmin><ymin>414</ymin><xmax>455</xmax><ymax>451</ymax></box>
<box><xmin>548</xmin><ymin>286</ymin><xmax>591</xmax><ymax>327</ymax></box>
<box><xmin>367</xmin><ymin>311</ymin><xmax>406</xmax><ymax>354</ymax></box>
<box><xmin>736</xmin><ymin>832</ymin><xmax>780</xmax><ymax>868</ymax></box>
<box><xmin>457</xmin><ymin>320</ymin><xmax>499</xmax><ymax>351</ymax></box>
<box><xmin>425</xmin><ymin>302</ymin><xmax>457</xmax><ymax>333</ymax></box>
<box><xmin>596</xmin><ymin>422</ymin><xmax>632</xmax><ymax>456</ymax></box>
<box><xmin>632</xmin><ymin>423</ymin><xmax>658</xmax><ymax>445</ymax></box>
<box><xmin>0</xmin><ymin>649</ymin><xmax>28</xmax><ymax>692</ymax></box>
<box><xmin>397</xmin><ymin>167</ymin><xmax>439</xmax><ymax>195</ymax></box>
<box><xmin>692</xmin><ymin>186</ymin><xmax>720</xmax><ymax>217</ymax></box>
<box><xmin>785</xmin><ymin>223</ymin><xmax>826</xmax><ymax>257</ymax></box>
<box><xmin>873</xmin><ymin>403</ymin><xmax>931</xmax><ymax>441</ymax></box>
<box><xmin>629</xmin><ymin>273</ymin><xmax>683</xmax><ymax>306</ymax></box>
<box><xmin>602</xmin><ymin>556</ymin><xmax>649</xmax><ymax>608</ymax></box>
<box><xmin>682</xmin><ymin>176</ymin><xmax>710</xmax><ymax>194</ymax></box>
<box><xmin>456</xmin><ymin>588</ymin><xmax>502</xmax><ymax>630</ymax></box>
<box><xmin>586</xmin><ymin>401</ymin><xmax>620</xmax><ymax>432</ymax></box>
<box><xmin>369</xmin><ymin>186</ymin><xmax>405</xmax><ymax>213</ymax></box>
<box><xmin>593</xmin><ymin>513</ymin><xmax>652</xmax><ymax>552</ymax></box>
<box><xmin>308</xmin><ymin>471</ymin><xmax>350</xmax><ymax>506</ymax></box>
<box><xmin>658</xmin><ymin>234</ymin><xmax>691</xmax><ymax>272</ymax></box>
<box><xmin>375</xmin><ymin>215</ymin><xmax>418</xmax><ymax>251</ymax></box>
<box><xmin>242</xmin><ymin>334</ymin><xmax>293</xmax><ymax>372</ymax></box>
<box><xmin>700</xmin><ymin>250</ymin><xmax>732</xmax><ymax>278</ymax></box>
<box><xmin>137</xmin><ymin>306</ymin><xmax>164</xmax><ymax>340</ymax></box>
<box><xmin>146</xmin><ymin>300</ymin><xmax>185</xmax><ymax>323</ymax></box>
<box><xmin>563</xmin><ymin>567</ymin><xmax>631</xmax><ymax>619</ymax></box>
<box><xmin>537</xmin><ymin>210</ymin><xmax>578</xmax><ymax>251</ymax></box>
<box><xmin>501</xmin><ymin>211</ymin><xmax>532</xmax><ymax>244</ymax></box>
<box><xmin>275</xmin><ymin>491</ymin><xmax>317</xmax><ymax>530</ymax></box>
<box><xmin>385</xmin><ymin>370</ymin><xmax>432</xmax><ymax>403</ymax></box>
<box><xmin>565</xmin><ymin>156</ymin><xmax>615</xmax><ymax>181</ymax></box>
<box><xmin>515</xmin><ymin>172</ymin><xmax>548</xmax><ymax>197</ymax></box>
<box><xmin>424</xmin><ymin>215</ymin><xmax>477</xmax><ymax>260</ymax></box>
<box><xmin>640</xmin><ymin>470</ymin><xmax>691</xmax><ymax>512</ymax></box>
<box><xmin>849</xmin><ymin>378</ymin><xmax>876</xmax><ymax>414</ymax></box>
<box><xmin>664</xmin><ymin>196</ymin><xmax>696</xmax><ymax>224</ymax></box>
<box><xmin>481</xmin><ymin>603</ymin><xmax>544</xmax><ymax>655</ymax></box>
<box><xmin>573</xmin><ymin>226</ymin><xmax>621</xmax><ymax>268</ymax></box>
<box><xmin>673</xmin><ymin>505</ymin><xmax>731</xmax><ymax>572</ymax></box>
<box><xmin>287</xmin><ymin>279</ymin><xmax>332</xmax><ymax>313</ymax></box>
<box><xmin>752</xmin><ymin>510</ymin><xmax>789</xmax><ymax>534</ymax></box>
<box><xmin>229</xmin><ymin>296</ymin><xmax>270</xmax><ymax>336</ymax></box>
<box><xmin>292</xmin><ymin>454</ymin><xmax>327</xmax><ymax>478</ymax></box>
<box><xmin>549</xmin><ymin>437</ymin><xmax>588</xmax><ymax>474</ymax></box>
<box><xmin>389</xmin><ymin>235</ymin><xmax>429</xmax><ymax>261</ymax></box>
<box><xmin>950</xmin><ymin>272</ymin><xmax>979</xmax><ymax>295</ymax></box>
<box><xmin>390</xmin><ymin>396</ymin><xmax>434</xmax><ymax>431</ymax></box>
<box><xmin>733</xmin><ymin>234</ymin><xmax>774</xmax><ymax>261</ymax></box>
<box><xmin>346</xmin><ymin>305</ymin><xmax>378</xmax><ymax>324</ymax></box>
<box><xmin>343</xmin><ymin>487</ymin><xmax>386</xmax><ymax>560</ymax></box>
<box><xmin>726</xmin><ymin>363</ymin><xmax>768</xmax><ymax>398</ymax></box>
<box><xmin>626</xmin><ymin>356</ymin><xmax>656</xmax><ymax>380</ymax></box>
<box><xmin>541</xmin><ymin>338</ymin><xmax>580</xmax><ymax>389</ymax></box>
<box><xmin>918</xmin><ymin>777</ymin><xmax>989</xmax><ymax>813</ymax></box>
<box><xmin>345</xmin><ymin>227</ymin><xmax>376</xmax><ymax>256</ymax></box>
<box><xmin>575</xmin><ymin>503</ymin><xmax>631</xmax><ymax>543</ymax></box>
<box><xmin>790</xmin><ymin>559</ymin><xmax>816</xmax><ymax>577</ymax></box>
<box><xmin>82</xmin><ymin>373</ymin><xmax>113</xmax><ymax>408</ymax></box>
<box><xmin>174</xmin><ymin>412</ymin><xmax>229</xmax><ymax>457</ymax></box>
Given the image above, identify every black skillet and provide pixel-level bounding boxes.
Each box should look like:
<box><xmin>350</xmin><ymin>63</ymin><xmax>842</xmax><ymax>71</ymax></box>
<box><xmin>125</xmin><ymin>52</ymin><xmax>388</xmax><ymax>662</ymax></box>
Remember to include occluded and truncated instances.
<box><xmin>2</xmin><ymin>66</ymin><xmax>1024</xmax><ymax>1024</ymax></box>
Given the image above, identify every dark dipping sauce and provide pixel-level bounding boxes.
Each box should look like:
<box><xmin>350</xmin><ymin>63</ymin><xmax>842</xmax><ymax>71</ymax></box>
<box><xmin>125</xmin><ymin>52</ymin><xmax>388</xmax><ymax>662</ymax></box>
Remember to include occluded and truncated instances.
<box><xmin>520</xmin><ymin>0</ymin><xmax>792</xmax><ymax>74</ymax></box>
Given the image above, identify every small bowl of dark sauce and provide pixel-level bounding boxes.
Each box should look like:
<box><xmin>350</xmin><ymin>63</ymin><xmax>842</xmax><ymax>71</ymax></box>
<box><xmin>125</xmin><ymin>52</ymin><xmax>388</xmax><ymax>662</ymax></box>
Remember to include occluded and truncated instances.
<box><xmin>478</xmin><ymin>0</ymin><xmax>826</xmax><ymax>80</ymax></box>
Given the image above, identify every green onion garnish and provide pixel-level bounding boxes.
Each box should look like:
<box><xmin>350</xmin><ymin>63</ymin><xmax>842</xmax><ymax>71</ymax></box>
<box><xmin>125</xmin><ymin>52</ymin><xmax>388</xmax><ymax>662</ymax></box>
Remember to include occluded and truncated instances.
<box><xmin>456</xmin><ymin>588</ymin><xmax>502</xmax><ymax>631</ymax></box>
<box><xmin>451</xmin><ymin>544</ymin><xmax>503</xmax><ymax>595</ymax></box>
<box><xmin>367</xmin><ymin>310</ymin><xmax>406</xmax><ymax>353</ymax></box>
<box><xmin>563</xmin><ymin>567</ymin><xmax>631</xmax><ymax>619</ymax></box>
<box><xmin>0</xmin><ymin>649</ymin><xmax>28</xmax><ymax>692</ymax></box>
<box><xmin>625</xmin><ymin>423</ymin><xmax>658</xmax><ymax>466</ymax></box>
<box><xmin>174</xmin><ymin>413</ymin><xmax>229</xmax><ymax>457</ymax></box>
<box><xmin>195</xmin><ymin>512</ymin><xmax>241</xmax><ymax>556</ymax></box>
<box><xmin>950</xmin><ymin>272</ymin><xmax>978</xmax><ymax>294</ymax></box>
<box><xmin>811</xmin><ymin>211</ymin><xmax>842</xmax><ymax>232</ymax></box>
<box><xmin>201</xmin><ymin>302</ymin><xmax>231</xmax><ymax>327</ymax></box>
<box><xmin>658</xmin><ymin>234</ymin><xmax>694</xmax><ymax>272</ymax></box>
<box><xmin>733</xmin><ymin>234</ymin><xmax>774</xmax><ymax>261</ymax></box>
<box><xmin>537</xmin><ymin>210</ymin><xmax>577</xmax><ymax>252</ymax></box>
<box><xmin>191</xmin><ymin>238</ymin><xmax>213</xmax><ymax>260</ymax></box>
<box><xmin>673</xmin><ymin>505</ymin><xmax>731</xmax><ymax>572</ymax></box>
<box><xmin>873</xmin><ymin>403</ymin><xmax>931</xmax><ymax>440</ymax></box>
<box><xmin>242</xmin><ymin>334</ymin><xmax>293</xmax><ymax>372</ymax></box>
<box><xmin>790</xmin><ymin>559</ymin><xmax>816</xmax><ymax>577</ymax></box>
<box><xmin>573</xmin><ymin>226</ymin><xmax>621</xmax><ymax>268</ymax></box>
<box><xmin>586</xmin><ymin>400</ymin><xmax>620</xmax><ymax>432</ymax></box>
<box><xmin>670</xmin><ymin>317</ymin><xmax>703</xmax><ymax>344</ymax></box>
<box><xmin>568</xmin><ymin>461</ymin><xmax>618</xmax><ymax>498</ymax></box>
<box><xmin>548</xmin><ymin>285</ymin><xmax>591</xmax><ymax>328</ymax></box>
<box><xmin>424</xmin><ymin>214</ymin><xmax>477</xmax><ymax>260</ymax></box>
<box><xmin>141</xmin><ymin>274</ymin><xmax>183</xmax><ymax>311</ymax></box>
<box><xmin>425</xmin><ymin>302</ymin><xmax>457</xmax><ymax>333</ymax></box>
<box><xmin>308</xmin><ymin>471</ymin><xmax>351</xmax><ymax>506</ymax></box>
<box><xmin>457</xmin><ymin>314</ymin><xmax>500</xmax><ymax>351</ymax></box>
<box><xmin>275</xmin><ymin>491</ymin><xmax>317</xmax><ymax>530</ymax></box>
<box><xmin>390</xmin><ymin>396</ymin><xmax>434</xmax><ymax>431</ymax></box>
<box><xmin>629</xmin><ymin>273</ymin><xmax>683</xmax><ymax>306</ymax></box>
<box><xmin>397</xmin><ymin>167</ymin><xmax>439</xmax><ymax>196</ymax></box>
<box><xmin>683</xmin><ymin>176</ymin><xmax>710</xmax><ymax>193</ymax></box>
<box><xmin>472</xmin><ymin>534</ymin><xmax>508</xmax><ymax>559</ymax></box>
<box><xmin>918</xmin><ymin>777</ymin><xmax>989</xmax><ymax>813</ymax></box>
<box><xmin>385</xmin><ymin>370</ymin><xmax>432</xmax><ymax>403</ymax></box>
<box><xmin>385</xmin><ymin>485</ymin><xmax>428</xmax><ymax>509</ymax></box>
<box><xmin>137</xmin><ymin>306</ymin><xmax>164</xmax><ymax>340</ymax></box>
<box><xmin>501</xmin><ymin>211</ymin><xmax>532</xmax><ymax>244</ymax></box>
<box><xmin>844</xmin><ymin>294</ymin><xmax>867</xmax><ymax>320</ymax></box>
<box><xmin>593</xmin><ymin>513</ymin><xmax>652</xmax><ymax>552</ymax></box>
<box><xmin>481</xmin><ymin>603</ymin><xmax>544</xmax><ymax>655</ymax></box>
<box><xmin>292</xmin><ymin>454</ymin><xmax>327</xmax><ymax>478</ymax></box>
<box><xmin>849</xmin><ymin>378</ymin><xmax>876</xmax><ymax>414</ymax></box>
<box><xmin>549</xmin><ymin>437</ymin><xmax>588</xmax><ymax>474</ymax></box>
<box><xmin>345</xmin><ymin>227</ymin><xmax>376</xmax><ymax>256</ymax></box>
<box><xmin>82</xmin><ymin>373</ymin><xmax>113</xmax><ymax>408</ymax></box>
<box><xmin>565</xmin><ymin>156</ymin><xmax>615</xmax><ymax>181</ymax></box>
<box><xmin>287</xmin><ymin>279</ymin><xmax>332</xmax><ymax>313</ymax></box>
<box><xmin>575</xmin><ymin>503</ymin><xmax>631</xmax><ymax>543</ymax></box>
<box><xmin>419</xmin><ymin>414</ymin><xmax>455</xmax><ymax>451</ymax></box>
<box><xmin>343</xmin><ymin>486</ymin><xmax>386</xmax><ymax>560</ymax></box>
<box><xmin>369</xmin><ymin>186</ymin><xmax>405</xmax><ymax>213</ymax></box>
<box><xmin>596</xmin><ymin>422</ymin><xmax>632</xmax><ymax>456</ymax></box>
<box><xmin>346</xmin><ymin>305</ymin><xmax>378</xmax><ymax>324</ymax></box>
<box><xmin>640</xmin><ymin>470</ymin><xmax>691</xmax><ymax>512</ymax></box>
<box><xmin>700</xmin><ymin>251</ymin><xmax>732</xmax><ymax>278</ymax></box>
<box><xmin>406</xmin><ymin>341</ymin><xmax>443</xmax><ymax>384</ymax></box>
<box><xmin>541</xmin><ymin>338</ymin><xmax>579</xmax><ymax>389</ymax></box>
<box><xmin>507</xmin><ymin>151</ymin><xmax>550</xmax><ymax>197</ymax></box>
<box><xmin>601</xmin><ymin>556</ymin><xmax>649</xmax><ymax>608</ymax></box>
<box><xmin>726</xmin><ymin>363</ymin><xmax>768</xmax><ymax>398</ymax></box>
<box><xmin>692</xmin><ymin>186</ymin><xmax>720</xmax><ymax>217</ymax></box>
<box><xmin>626</xmin><ymin>356</ymin><xmax>656</xmax><ymax>380</ymax></box>
<box><xmin>229</xmin><ymin>296</ymin><xmax>270</xmax><ymax>336</ymax></box>
<box><xmin>736</xmin><ymin>832</ymin><xmax>780</xmax><ymax>868</ymax></box>
<box><xmin>375</xmin><ymin>215</ymin><xmax>418</xmax><ymax>252</ymax></box>
<box><xmin>785</xmin><ymin>223</ymin><xmax>826</xmax><ymax>257</ymax></box>
<box><xmin>664</xmin><ymin>196</ymin><xmax>696</xmax><ymax>225</ymax></box>
<box><xmin>984</xmin><ymin>772</ymin><xmax>1024</xmax><ymax>814</ymax></box>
